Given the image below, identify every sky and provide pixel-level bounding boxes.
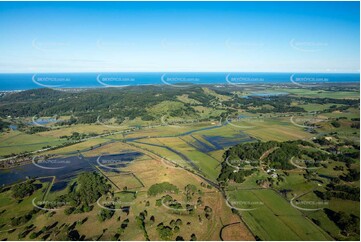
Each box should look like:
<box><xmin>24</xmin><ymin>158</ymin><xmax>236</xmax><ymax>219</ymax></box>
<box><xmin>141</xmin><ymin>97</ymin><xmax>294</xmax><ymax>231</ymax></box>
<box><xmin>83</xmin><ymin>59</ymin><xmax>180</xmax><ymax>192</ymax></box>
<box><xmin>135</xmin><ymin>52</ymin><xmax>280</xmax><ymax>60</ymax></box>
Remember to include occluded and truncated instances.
<box><xmin>0</xmin><ymin>1</ymin><xmax>359</xmax><ymax>73</ymax></box>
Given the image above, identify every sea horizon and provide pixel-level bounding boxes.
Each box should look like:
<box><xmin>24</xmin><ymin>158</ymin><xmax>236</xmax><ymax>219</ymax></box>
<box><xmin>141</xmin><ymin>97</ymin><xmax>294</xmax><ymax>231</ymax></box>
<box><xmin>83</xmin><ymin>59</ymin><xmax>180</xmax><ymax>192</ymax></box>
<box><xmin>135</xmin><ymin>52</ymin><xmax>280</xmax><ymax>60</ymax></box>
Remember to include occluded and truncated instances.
<box><xmin>0</xmin><ymin>72</ymin><xmax>359</xmax><ymax>91</ymax></box>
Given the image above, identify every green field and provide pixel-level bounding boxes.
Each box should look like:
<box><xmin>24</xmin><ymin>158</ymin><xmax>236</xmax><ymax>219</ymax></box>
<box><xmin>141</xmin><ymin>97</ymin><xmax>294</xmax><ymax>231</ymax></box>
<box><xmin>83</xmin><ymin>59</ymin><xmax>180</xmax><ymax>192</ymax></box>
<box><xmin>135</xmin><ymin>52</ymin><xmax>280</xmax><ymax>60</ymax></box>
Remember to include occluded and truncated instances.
<box><xmin>0</xmin><ymin>84</ymin><xmax>359</xmax><ymax>241</ymax></box>
<box><xmin>276</xmin><ymin>88</ymin><xmax>360</xmax><ymax>99</ymax></box>
<box><xmin>227</xmin><ymin>189</ymin><xmax>332</xmax><ymax>240</ymax></box>
<box><xmin>0</xmin><ymin>131</ymin><xmax>64</xmax><ymax>156</ymax></box>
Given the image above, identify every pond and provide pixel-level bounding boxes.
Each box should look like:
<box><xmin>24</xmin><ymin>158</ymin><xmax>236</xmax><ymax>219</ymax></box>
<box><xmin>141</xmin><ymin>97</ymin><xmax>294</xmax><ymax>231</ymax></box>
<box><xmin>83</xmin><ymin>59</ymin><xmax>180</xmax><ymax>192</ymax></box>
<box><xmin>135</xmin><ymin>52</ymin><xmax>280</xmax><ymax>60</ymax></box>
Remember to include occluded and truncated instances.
<box><xmin>243</xmin><ymin>92</ymin><xmax>289</xmax><ymax>98</ymax></box>
<box><xmin>202</xmin><ymin>133</ymin><xmax>256</xmax><ymax>150</ymax></box>
<box><xmin>28</xmin><ymin>118</ymin><xmax>62</xmax><ymax>126</ymax></box>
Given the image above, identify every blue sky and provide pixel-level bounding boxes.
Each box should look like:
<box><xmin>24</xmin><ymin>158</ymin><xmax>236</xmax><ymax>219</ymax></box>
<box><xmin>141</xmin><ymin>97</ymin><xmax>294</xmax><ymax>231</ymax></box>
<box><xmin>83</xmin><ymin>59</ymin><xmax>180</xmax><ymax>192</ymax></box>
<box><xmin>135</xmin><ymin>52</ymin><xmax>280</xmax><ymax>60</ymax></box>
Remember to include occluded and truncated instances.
<box><xmin>0</xmin><ymin>1</ymin><xmax>359</xmax><ymax>73</ymax></box>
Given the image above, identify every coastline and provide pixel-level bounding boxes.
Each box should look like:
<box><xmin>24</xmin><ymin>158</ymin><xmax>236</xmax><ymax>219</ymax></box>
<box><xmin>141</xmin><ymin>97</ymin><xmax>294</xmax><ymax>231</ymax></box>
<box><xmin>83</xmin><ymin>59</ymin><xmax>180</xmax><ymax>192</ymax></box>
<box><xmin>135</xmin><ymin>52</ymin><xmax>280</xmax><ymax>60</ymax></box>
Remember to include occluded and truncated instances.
<box><xmin>0</xmin><ymin>72</ymin><xmax>359</xmax><ymax>92</ymax></box>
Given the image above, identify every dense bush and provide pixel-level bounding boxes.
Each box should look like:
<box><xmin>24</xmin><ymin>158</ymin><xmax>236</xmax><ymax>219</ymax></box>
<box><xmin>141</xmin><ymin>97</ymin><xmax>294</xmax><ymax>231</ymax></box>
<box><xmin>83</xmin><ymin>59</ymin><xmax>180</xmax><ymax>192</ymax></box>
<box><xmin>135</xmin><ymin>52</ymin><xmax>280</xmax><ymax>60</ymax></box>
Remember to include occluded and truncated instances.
<box><xmin>56</xmin><ymin>172</ymin><xmax>110</xmax><ymax>209</ymax></box>
<box><xmin>156</xmin><ymin>223</ymin><xmax>173</xmax><ymax>240</ymax></box>
<box><xmin>148</xmin><ymin>182</ymin><xmax>179</xmax><ymax>196</ymax></box>
<box><xmin>98</xmin><ymin>207</ymin><xmax>115</xmax><ymax>222</ymax></box>
<box><xmin>11</xmin><ymin>180</ymin><xmax>38</xmax><ymax>199</ymax></box>
<box><xmin>324</xmin><ymin>209</ymin><xmax>360</xmax><ymax>236</ymax></box>
<box><xmin>0</xmin><ymin>119</ymin><xmax>10</xmax><ymax>131</ymax></box>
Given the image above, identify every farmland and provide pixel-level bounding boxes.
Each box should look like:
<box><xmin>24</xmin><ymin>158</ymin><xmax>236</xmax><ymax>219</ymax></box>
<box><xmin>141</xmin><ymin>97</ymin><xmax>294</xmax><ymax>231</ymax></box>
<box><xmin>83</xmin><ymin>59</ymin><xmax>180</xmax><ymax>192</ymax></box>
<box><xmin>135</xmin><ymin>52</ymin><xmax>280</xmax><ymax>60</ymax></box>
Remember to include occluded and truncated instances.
<box><xmin>226</xmin><ymin>189</ymin><xmax>332</xmax><ymax>240</ymax></box>
<box><xmin>0</xmin><ymin>83</ymin><xmax>359</xmax><ymax>240</ymax></box>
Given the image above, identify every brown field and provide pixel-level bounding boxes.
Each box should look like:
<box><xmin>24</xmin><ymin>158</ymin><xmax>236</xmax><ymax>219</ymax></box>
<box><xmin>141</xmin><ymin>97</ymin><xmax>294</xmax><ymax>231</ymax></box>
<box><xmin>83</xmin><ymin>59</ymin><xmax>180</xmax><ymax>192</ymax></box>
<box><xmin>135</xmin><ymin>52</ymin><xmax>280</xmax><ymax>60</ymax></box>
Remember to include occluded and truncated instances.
<box><xmin>221</xmin><ymin>222</ymin><xmax>254</xmax><ymax>241</ymax></box>
<box><xmin>82</xmin><ymin>141</ymin><xmax>134</xmax><ymax>157</ymax></box>
<box><xmin>43</xmin><ymin>138</ymin><xmax>110</xmax><ymax>156</ymax></box>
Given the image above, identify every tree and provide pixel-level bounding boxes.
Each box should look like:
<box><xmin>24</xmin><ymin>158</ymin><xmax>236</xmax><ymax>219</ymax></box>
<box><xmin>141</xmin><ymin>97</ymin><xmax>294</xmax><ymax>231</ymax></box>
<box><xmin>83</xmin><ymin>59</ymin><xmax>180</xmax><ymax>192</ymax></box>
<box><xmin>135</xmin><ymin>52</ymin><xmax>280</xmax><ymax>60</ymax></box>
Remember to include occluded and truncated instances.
<box><xmin>175</xmin><ymin>219</ymin><xmax>182</xmax><ymax>226</ymax></box>
<box><xmin>64</xmin><ymin>207</ymin><xmax>75</xmax><ymax>215</ymax></box>
<box><xmin>204</xmin><ymin>206</ymin><xmax>213</xmax><ymax>219</ymax></box>
<box><xmin>148</xmin><ymin>182</ymin><xmax>179</xmax><ymax>196</ymax></box>
<box><xmin>156</xmin><ymin>224</ymin><xmax>173</xmax><ymax>240</ymax></box>
<box><xmin>11</xmin><ymin>180</ymin><xmax>38</xmax><ymax>199</ymax></box>
<box><xmin>331</xmin><ymin>121</ymin><xmax>341</xmax><ymax>128</ymax></box>
<box><xmin>29</xmin><ymin>232</ymin><xmax>38</xmax><ymax>239</ymax></box>
<box><xmin>66</xmin><ymin>230</ymin><xmax>80</xmax><ymax>241</ymax></box>
<box><xmin>150</xmin><ymin>215</ymin><xmax>155</xmax><ymax>225</ymax></box>
<box><xmin>59</xmin><ymin>172</ymin><xmax>110</xmax><ymax>207</ymax></box>
<box><xmin>98</xmin><ymin>208</ymin><xmax>114</xmax><ymax>222</ymax></box>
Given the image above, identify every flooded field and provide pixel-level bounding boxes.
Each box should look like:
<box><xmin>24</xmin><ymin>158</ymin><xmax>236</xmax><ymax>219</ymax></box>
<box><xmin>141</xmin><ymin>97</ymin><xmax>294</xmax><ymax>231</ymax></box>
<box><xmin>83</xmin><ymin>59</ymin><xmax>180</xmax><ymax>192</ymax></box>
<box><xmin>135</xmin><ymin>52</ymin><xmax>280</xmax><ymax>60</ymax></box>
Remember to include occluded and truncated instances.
<box><xmin>0</xmin><ymin>151</ymin><xmax>143</xmax><ymax>190</ymax></box>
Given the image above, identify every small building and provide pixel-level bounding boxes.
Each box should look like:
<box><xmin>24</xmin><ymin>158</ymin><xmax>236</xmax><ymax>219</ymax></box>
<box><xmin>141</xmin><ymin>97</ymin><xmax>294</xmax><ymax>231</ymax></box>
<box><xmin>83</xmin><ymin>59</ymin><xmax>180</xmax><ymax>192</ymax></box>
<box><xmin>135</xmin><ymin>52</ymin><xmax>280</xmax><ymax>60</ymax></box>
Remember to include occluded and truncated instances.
<box><xmin>270</xmin><ymin>173</ymin><xmax>278</xmax><ymax>179</ymax></box>
<box><xmin>266</xmin><ymin>168</ymin><xmax>276</xmax><ymax>173</ymax></box>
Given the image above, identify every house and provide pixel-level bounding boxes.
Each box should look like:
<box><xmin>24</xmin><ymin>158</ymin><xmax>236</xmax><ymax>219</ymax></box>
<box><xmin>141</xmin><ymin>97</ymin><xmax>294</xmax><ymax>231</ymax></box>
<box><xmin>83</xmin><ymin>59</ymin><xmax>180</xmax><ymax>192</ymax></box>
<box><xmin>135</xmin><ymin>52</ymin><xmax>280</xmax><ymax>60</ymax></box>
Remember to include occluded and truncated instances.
<box><xmin>266</xmin><ymin>168</ymin><xmax>276</xmax><ymax>173</ymax></box>
<box><xmin>270</xmin><ymin>173</ymin><xmax>278</xmax><ymax>179</ymax></box>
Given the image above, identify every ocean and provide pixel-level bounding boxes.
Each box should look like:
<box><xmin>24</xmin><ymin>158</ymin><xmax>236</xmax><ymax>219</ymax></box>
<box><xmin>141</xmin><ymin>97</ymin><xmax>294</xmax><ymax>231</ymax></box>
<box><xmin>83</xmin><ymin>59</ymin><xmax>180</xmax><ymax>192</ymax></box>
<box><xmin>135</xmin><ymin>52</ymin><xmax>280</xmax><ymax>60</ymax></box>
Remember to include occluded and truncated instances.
<box><xmin>0</xmin><ymin>72</ymin><xmax>359</xmax><ymax>91</ymax></box>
